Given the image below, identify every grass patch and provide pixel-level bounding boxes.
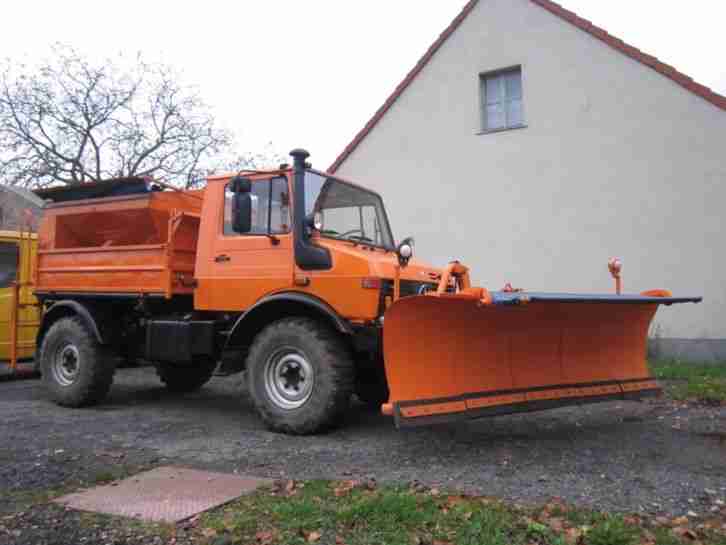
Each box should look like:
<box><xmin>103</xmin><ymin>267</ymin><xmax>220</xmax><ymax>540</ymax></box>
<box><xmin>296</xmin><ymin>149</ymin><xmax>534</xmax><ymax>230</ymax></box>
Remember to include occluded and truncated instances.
<box><xmin>585</xmin><ymin>516</ymin><xmax>639</xmax><ymax>545</ymax></box>
<box><xmin>199</xmin><ymin>482</ymin><xmax>726</xmax><ymax>545</ymax></box>
<box><xmin>650</xmin><ymin>360</ymin><xmax>726</xmax><ymax>402</ymax></box>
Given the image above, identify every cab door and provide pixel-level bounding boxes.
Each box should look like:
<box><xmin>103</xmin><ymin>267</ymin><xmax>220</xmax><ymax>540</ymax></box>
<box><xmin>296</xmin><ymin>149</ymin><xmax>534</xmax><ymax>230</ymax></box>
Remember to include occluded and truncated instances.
<box><xmin>204</xmin><ymin>176</ymin><xmax>294</xmax><ymax>311</ymax></box>
<box><xmin>0</xmin><ymin>241</ymin><xmax>19</xmax><ymax>360</ymax></box>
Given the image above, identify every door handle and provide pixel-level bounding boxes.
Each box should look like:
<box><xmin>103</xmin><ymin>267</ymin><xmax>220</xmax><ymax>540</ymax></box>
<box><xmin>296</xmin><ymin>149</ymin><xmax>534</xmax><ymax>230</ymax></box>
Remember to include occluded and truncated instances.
<box><xmin>214</xmin><ymin>254</ymin><xmax>231</xmax><ymax>263</ymax></box>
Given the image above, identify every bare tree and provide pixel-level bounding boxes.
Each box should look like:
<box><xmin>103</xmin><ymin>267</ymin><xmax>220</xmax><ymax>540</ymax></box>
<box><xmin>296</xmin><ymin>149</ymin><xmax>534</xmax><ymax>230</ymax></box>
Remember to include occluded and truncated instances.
<box><xmin>0</xmin><ymin>45</ymin><xmax>265</xmax><ymax>189</ymax></box>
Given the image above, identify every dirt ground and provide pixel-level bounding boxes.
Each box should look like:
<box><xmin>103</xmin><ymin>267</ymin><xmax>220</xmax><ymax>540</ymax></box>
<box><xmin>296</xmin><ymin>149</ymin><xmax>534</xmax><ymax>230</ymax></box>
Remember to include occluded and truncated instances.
<box><xmin>1</xmin><ymin>367</ymin><xmax>724</xmax><ymax>522</ymax></box>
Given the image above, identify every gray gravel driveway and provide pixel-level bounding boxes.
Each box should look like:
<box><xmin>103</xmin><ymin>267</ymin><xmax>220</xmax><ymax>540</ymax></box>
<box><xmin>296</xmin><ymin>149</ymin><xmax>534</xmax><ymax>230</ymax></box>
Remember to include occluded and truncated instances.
<box><xmin>1</xmin><ymin>367</ymin><xmax>724</xmax><ymax>519</ymax></box>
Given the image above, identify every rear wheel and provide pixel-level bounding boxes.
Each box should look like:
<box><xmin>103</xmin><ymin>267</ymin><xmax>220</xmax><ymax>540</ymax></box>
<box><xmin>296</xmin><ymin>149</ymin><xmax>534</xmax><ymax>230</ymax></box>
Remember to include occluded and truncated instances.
<box><xmin>247</xmin><ymin>318</ymin><xmax>354</xmax><ymax>435</ymax></box>
<box><xmin>40</xmin><ymin>316</ymin><xmax>115</xmax><ymax>407</ymax></box>
<box><xmin>156</xmin><ymin>359</ymin><xmax>216</xmax><ymax>393</ymax></box>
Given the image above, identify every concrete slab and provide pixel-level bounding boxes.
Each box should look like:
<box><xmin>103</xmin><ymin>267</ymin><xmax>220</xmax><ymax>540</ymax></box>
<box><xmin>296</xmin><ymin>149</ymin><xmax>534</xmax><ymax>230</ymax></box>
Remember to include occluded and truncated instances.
<box><xmin>54</xmin><ymin>466</ymin><xmax>270</xmax><ymax>523</ymax></box>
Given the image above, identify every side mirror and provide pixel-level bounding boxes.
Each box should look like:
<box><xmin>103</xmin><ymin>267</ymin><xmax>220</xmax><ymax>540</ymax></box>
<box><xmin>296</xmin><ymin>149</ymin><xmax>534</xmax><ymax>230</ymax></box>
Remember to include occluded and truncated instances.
<box><xmin>230</xmin><ymin>176</ymin><xmax>251</xmax><ymax>194</ymax></box>
<box><xmin>230</xmin><ymin>176</ymin><xmax>252</xmax><ymax>233</ymax></box>
<box><xmin>232</xmin><ymin>193</ymin><xmax>252</xmax><ymax>233</ymax></box>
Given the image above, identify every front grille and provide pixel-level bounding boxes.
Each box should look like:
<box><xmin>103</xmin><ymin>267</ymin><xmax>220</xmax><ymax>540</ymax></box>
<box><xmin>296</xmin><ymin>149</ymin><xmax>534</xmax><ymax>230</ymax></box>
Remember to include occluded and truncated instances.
<box><xmin>381</xmin><ymin>279</ymin><xmax>438</xmax><ymax>298</ymax></box>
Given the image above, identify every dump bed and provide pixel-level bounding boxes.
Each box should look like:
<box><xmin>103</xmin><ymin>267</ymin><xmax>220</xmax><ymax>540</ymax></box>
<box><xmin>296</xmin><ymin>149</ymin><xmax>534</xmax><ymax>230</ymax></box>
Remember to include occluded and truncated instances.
<box><xmin>36</xmin><ymin>188</ymin><xmax>202</xmax><ymax>298</ymax></box>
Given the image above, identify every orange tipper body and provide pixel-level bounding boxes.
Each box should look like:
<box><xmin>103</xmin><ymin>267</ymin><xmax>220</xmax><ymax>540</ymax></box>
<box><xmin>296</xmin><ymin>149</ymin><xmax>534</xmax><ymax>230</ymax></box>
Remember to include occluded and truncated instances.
<box><xmin>33</xmin><ymin>151</ymin><xmax>702</xmax><ymax>434</ymax></box>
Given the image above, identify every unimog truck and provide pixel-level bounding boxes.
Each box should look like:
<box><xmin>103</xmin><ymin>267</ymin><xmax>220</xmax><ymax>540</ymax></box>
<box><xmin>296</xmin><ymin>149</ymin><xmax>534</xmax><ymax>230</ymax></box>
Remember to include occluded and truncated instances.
<box><xmin>33</xmin><ymin>149</ymin><xmax>700</xmax><ymax>434</ymax></box>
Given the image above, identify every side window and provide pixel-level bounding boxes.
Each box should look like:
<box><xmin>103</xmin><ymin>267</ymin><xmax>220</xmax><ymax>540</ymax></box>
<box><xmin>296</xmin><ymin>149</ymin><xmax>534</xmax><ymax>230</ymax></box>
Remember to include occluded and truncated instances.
<box><xmin>0</xmin><ymin>242</ymin><xmax>18</xmax><ymax>288</ymax></box>
<box><xmin>361</xmin><ymin>206</ymin><xmax>382</xmax><ymax>245</ymax></box>
<box><xmin>270</xmin><ymin>177</ymin><xmax>291</xmax><ymax>234</ymax></box>
<box><xmin>223</xmin><ymin>177</ymin><xmax>290</xmax><ymax>236</ymax></box>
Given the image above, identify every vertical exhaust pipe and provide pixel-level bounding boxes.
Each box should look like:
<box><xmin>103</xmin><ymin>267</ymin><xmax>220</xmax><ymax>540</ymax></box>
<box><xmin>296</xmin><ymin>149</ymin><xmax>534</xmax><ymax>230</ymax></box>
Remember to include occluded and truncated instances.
<box><xmin>290</xmin><ymin>149</ymin><xmax>331</xmax><ymax>271</ymax></box>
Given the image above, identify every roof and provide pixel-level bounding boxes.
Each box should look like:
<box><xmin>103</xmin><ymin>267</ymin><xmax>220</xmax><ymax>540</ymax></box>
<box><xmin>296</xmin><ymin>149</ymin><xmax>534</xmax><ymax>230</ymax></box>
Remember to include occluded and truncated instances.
<box><xmin>329</xmin><ymin>0</ymin><xmax>726</xmax><ymax>173</ymax></box>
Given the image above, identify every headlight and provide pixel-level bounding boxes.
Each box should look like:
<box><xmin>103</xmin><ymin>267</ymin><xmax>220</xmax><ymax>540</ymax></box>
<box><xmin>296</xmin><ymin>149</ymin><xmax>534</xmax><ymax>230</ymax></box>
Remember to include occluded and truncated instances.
<box><xmin>399</xmin><ymin>244</ymin><xmax>413</xmax><ymax>259</ymax></box>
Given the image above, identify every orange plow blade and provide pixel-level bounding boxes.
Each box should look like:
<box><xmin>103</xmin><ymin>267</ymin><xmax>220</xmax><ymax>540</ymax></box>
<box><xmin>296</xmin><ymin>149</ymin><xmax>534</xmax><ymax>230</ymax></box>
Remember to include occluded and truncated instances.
<box><xmin>382</xmin><ymin>292</ymin><xmax>700</xmax><ymax>427</ymax></box>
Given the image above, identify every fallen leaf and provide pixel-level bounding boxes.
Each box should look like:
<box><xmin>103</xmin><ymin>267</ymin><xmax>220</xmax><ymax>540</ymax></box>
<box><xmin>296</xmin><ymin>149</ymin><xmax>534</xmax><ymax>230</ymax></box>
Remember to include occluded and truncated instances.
<box><xmin>433</xmin><ymin>541</ymin><xmax>453</xmax><ymax>545</ymax></box>
<box><xmin>547</xmin><ymin>517</ymin><xmax>565</xmax><ymax>532</ymax></box>
<box><xmin>430</xmin><ymin>488</ymin><xmax>440</xmax><ymax>497</ymax></box>
<box><xmin>285</xmin><ymin>480</ymin><xmax>296</xmax><ymax>493</ymax></box>
<box><xmin>446</xmin><ymin>495</ymin><xmax>467</xmax><ymax>507</ymax></box>
<box><xmin>255</xmin><ymin>530</ymin><xmax>275</xmax><ymax>544</ymax></box>
<box><xmin>201</xmin><ymin>528</ymin><xmax>217</xmax><ymax>538</ymax></box>
<box><xmin>306</xmin><ymin>530</ymin><xmax>322</xmax><ymax>542</ymax></box>
<box><xmin>671</xmin><ymin>516</ymin><xmax>689</xmax><ymax>526</ymax></box>
<box><xmin>333</xmin><ymin>480</ymin><xmax>360</xmax><ymax>497</ymax></box>
<box><xmin>335</xmin><ymin>536</ymin><xmax>344</xmax><ymax>545</ymax></box>
<box><xmin>564</xmin><ymin>528</ymin><xmax>582</xmax><ymax>545</ymax></box>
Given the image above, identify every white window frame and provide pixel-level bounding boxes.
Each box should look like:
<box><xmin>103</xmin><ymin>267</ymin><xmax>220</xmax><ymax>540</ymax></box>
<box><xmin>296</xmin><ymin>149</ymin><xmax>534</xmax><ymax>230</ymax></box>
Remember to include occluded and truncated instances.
<box><xmin>479</xmin><ymin>66</ymin><xmax>526</xmax><ymax>134</ymax></box>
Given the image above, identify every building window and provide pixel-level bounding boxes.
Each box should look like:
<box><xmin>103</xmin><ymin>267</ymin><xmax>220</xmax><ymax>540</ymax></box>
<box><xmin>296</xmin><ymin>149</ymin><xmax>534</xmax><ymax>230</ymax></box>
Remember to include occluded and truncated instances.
<box><xmin>480</xmin><ymin>67</ymin><xmax>524</xmax><ymax>132</ymax></box>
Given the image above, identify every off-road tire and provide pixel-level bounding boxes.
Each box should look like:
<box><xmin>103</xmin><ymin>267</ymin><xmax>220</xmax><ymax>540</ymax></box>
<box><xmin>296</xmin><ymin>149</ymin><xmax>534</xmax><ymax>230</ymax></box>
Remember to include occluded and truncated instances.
<box><xmin>40</xmin><ymin>316</ymin><xmax>115</xmax><ymax>407</ymax></box>
<box><xmin>247</xmin><ymin>317</ymin><xmax>354</xmax><ymax>435</ymax></box>
<box><xmin>156</xmin><ymin>359</ymin><xmax>217</xmax><ymax>393</ymax></box>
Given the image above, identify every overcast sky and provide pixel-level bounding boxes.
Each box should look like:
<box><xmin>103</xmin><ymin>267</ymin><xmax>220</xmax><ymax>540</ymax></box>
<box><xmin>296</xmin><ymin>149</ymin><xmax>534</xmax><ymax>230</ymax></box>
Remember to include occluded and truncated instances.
<box><xmin>2</xmin><ymin>1</ymin><xmax>724</xmax><ymax>169</ymax></box>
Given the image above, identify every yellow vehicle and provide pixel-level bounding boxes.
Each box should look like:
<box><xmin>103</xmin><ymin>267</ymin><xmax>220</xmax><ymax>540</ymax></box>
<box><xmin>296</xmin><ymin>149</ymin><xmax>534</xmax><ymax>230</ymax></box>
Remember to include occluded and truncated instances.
<box><xmin>0</xmin><ymin>229</ymin><xmax>41</xmax><ymax>378</ymax></box>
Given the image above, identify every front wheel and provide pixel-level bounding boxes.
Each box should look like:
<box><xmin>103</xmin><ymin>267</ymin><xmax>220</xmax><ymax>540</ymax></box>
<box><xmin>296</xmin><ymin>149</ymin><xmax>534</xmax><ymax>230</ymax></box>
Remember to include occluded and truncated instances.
<box><xmin>40</xmin><ymin>316</ymin><xmax>115</xmax><ymax>407</ymax></box>
<box><xmin>247</xmin><ymin>318</ymin><xmax>354</xmax><ymax>435</ymax></box>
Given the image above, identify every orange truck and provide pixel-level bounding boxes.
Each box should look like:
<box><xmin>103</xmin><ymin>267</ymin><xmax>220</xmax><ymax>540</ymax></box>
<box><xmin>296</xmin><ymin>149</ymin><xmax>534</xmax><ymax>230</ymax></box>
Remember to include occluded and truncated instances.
<box><xmin>33</xmin><ymin>149</ymin><xmax>701</xmax><ymax>434</ymax></box>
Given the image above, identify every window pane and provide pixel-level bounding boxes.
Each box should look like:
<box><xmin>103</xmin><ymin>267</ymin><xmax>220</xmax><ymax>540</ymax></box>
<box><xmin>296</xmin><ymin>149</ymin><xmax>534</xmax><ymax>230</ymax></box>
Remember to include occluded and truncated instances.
<box><xmin>223</xmin><ymin>179</ymin><xmax>271</xmax><ymax>236</ymax></box>
<box><xmin>361</xmin><ymin>206</ymin><xmax>381</xmax><ymax>245</ymax></box>
<box><xmin>485</xmin><ymin>75</ymin><xmax>503</xmax><ymax>105</ymax></box>
<box><xmin>505</xmin><ymin>71</ymin><xmax>522</xmax><ymax>100</ymax></box>
<box><xmin>270</xmin><ymin>177</ymin><xmax>291</xmax><ymax>234</ymax></box>
<box><xmin>321</xmin><ymin>207</ymin><xmax>360</xmax><ymax>236</ymax></box>
<box><xmin>0</xmin><ymin>242</ymin><xmax>18</xmax><ymax>288</ymax></box>
<box><xmin>250</xmin><ymin>182</ymin><xmax>269</xmax><ymax>235</ymax></box>
<box><xmin>507</xmin><ymin>99</ymin><xmax>523</xmax><ymax>127</ymax></box>
<box><xmin>486</xmin><ymin>103</ymin><xmax>505</xmax><ymax>130</ymax></box>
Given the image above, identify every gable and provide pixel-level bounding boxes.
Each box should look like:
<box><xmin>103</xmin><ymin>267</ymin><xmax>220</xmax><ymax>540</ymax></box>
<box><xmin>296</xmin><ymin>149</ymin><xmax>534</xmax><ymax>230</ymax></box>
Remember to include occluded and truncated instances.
<box><xmin>330</xmin><ymin>0</ymin><xmax>726</xmax><ymax>173</ymax></box>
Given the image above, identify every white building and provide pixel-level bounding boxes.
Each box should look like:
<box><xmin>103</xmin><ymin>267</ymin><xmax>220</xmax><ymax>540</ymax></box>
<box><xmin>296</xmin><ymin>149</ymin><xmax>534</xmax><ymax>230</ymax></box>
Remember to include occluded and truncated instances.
<box><xmin>329</xmin><ymin>0</ymin><xmax>726</xmax><ymax>362</ymax></box>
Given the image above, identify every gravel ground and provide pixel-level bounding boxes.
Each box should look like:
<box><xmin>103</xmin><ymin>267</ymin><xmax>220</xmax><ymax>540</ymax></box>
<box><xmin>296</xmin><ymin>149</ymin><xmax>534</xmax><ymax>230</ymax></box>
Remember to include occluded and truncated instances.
<box><xmin>1</xmin><ymin>367</ymin><xmax>725</xmax><ymax>544</ymax></box>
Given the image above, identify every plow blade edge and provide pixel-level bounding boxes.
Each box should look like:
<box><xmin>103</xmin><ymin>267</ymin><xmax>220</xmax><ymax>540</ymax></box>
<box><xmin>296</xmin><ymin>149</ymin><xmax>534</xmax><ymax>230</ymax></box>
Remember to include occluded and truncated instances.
<box><xmin>382</xmin><ymin>293</ymin><xmax>693</xmax><ymax>427</ymax></box>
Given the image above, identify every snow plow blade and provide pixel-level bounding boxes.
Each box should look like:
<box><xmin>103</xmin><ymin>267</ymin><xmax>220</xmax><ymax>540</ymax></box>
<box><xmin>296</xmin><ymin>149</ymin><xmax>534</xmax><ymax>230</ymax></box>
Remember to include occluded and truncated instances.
<box><xmin>382</xmin><ymin>291</ymin><xmax>701</xmax><ymax>428</ymax></box>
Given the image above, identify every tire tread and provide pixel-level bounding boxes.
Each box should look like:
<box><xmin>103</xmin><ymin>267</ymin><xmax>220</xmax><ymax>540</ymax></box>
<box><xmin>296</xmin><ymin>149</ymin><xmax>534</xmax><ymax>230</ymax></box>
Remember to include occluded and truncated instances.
<box><xmin>247</xmin><ymin>317</ymin><xmax>354</xmax><ymax>435</ymax></box>
<box><xmin>40</xmin><ymin>316</ymin><xmax>114</xmax><ymax>407</ymax></box>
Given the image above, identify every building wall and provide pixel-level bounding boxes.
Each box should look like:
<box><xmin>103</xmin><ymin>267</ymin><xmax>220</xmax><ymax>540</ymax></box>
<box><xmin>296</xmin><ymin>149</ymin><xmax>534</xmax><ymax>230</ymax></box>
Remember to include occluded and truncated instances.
<box><xmin>335</xmin><ymin>0</ymin><xmax>726</xmax><ymax>360</ymax></box>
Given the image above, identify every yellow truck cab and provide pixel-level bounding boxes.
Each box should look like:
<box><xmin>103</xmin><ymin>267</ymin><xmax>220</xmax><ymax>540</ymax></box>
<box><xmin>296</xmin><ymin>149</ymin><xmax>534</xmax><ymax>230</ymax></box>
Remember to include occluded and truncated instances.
<box><xmin>0</xmin><ymin>230</ymin><xmax>41</xmax><ymax>377</ymax></box>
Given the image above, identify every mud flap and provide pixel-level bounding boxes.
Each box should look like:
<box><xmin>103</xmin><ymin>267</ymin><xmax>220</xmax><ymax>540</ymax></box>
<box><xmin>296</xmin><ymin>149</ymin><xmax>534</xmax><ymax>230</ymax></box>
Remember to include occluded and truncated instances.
<box><xmin>382</xmin><ymin>294</ymin><xmax>668</xmax><ymax>427</ymax></box>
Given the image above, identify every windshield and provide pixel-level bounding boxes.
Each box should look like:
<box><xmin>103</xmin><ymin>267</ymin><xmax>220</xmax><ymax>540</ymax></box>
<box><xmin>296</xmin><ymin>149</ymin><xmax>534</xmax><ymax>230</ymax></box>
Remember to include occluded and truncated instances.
<box><xmin>305</xmin><ymin>171</ymin><xmax>394</xmax><ymax>249</ymax></box>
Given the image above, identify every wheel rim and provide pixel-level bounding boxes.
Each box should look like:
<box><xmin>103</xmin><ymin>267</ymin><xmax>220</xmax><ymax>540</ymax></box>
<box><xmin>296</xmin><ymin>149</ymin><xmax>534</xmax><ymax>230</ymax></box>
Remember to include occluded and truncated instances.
<box><xmin>263</xmin><ymin>347</ymin><xmax>314</xmax><ymax>410</ymax></box>
<box><xmin>51</xmin><ymin>344</ymin><xmax>80</xmax><ymax>387</ymax></box>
